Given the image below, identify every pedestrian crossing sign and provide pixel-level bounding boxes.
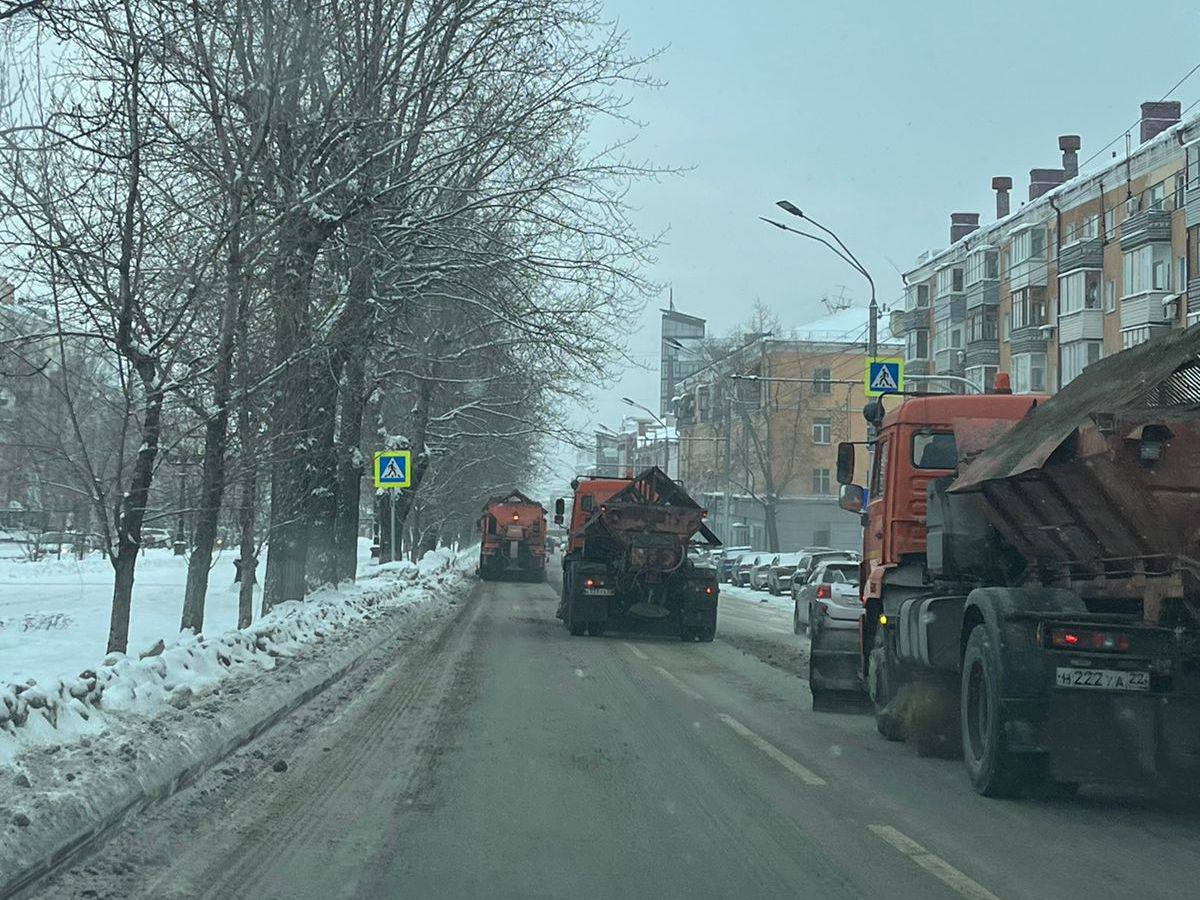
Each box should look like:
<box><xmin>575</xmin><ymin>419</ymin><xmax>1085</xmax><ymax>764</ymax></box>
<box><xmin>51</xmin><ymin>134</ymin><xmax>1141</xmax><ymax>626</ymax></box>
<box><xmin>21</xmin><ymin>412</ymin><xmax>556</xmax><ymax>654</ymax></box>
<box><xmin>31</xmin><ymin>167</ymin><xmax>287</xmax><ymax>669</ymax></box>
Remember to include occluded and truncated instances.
<box><xmin>374</xmin><ymin>450</ymin><xmax>411</xmax><ymax>489</ymax></box>
<box><xmin>865</xmin><ymin>358</ymin><xmax>904</xmax><ymax>397</ymax></box>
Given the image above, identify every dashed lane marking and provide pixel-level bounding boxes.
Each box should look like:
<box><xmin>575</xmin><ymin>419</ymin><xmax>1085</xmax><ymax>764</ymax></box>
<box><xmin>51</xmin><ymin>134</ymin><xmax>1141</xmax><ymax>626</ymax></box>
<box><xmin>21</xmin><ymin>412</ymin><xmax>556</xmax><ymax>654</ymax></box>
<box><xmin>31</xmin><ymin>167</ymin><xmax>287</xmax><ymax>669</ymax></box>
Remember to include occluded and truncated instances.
<box><xmin>868</xmin><ymin>824</ymin><xmax>1001</xmax><ymax>900</ymax></box>
<box><xmin>652</xmin><ymin>665</ymin><xmax>705</xmax><ymax>701</ymax></box>
<box><xmin>716</xmin><ymin>714</ymin><xmax>826</xmax><ymax>786</ymax></box>
<box><xmin>623</xmin><ymin>642</ymin><xmax>649</xmax><ymax>660</ymax></box>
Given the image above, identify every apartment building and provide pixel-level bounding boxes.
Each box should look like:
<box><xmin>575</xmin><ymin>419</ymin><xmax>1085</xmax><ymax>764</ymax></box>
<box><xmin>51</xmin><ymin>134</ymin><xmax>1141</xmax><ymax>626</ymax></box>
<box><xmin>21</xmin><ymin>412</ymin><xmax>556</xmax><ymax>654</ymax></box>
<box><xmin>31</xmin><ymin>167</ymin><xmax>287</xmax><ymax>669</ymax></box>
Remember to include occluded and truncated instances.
<box><xmin>673</xmin><ymin>315</ymin><xmax>899</xmax><ymax>552</ymax></box>
<box><xmin>894</xmin><ymin>101</ymin><xmax>1200</xmax><ymax>394</ymax></box>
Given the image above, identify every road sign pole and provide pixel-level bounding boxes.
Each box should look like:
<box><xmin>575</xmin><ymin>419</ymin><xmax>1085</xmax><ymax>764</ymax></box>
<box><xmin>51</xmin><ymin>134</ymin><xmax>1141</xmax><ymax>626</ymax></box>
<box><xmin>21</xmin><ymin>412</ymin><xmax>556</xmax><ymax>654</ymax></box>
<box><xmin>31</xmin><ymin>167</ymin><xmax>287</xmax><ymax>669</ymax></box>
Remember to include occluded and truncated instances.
<box><xmin>389</xmin><ymin>491</ymin><xmax>397</xmax><ymax>563</ymax></box>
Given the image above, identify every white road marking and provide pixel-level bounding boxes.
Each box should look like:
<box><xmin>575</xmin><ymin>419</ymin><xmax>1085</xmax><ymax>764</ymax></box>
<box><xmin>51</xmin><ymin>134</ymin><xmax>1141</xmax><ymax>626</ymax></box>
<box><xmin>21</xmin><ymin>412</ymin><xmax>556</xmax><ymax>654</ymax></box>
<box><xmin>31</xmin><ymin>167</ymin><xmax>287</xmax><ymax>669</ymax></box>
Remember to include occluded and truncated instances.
<box><xmin>653</xmin><ymin>665</ymin><xmax>705</xmax><ymax>701</ymax></box>
<box><xmin>716</xmin><ymin>714</ymin><xmax>826</xmax><ymax>786</ymax></box>
<box><xmin>623</xmin><ymin>642</ymin><xmax>649</xmax><ymax>660</ymax></box>
<box><xmin>868</xmin><ymin>825</ymin><xmax>1001</xmax><ymax>900</ymax></box>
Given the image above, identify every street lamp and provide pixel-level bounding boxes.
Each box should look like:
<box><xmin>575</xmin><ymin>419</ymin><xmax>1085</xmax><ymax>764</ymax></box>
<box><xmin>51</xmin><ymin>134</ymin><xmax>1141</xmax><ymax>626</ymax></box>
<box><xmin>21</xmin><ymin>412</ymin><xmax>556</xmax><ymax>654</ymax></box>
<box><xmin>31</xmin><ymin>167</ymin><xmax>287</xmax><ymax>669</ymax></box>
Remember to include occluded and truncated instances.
<box><xmin>621</xmin><ymin>397</ymin><xmax>671</xmax><ymax>473</ymax></box>
<box><xmin>763</xmin><ymin>201</ymin><xmax>877</xmax><ymax>363</ymax></box>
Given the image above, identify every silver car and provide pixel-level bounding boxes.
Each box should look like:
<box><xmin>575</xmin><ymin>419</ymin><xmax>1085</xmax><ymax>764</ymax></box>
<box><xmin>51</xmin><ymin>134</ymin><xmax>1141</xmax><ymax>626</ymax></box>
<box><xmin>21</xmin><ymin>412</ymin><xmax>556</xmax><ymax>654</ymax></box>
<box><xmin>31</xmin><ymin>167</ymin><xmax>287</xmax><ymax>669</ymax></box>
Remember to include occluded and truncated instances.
<box><xmin>792</xmin><ymin>558</ymin><xmax>861</xmax><ymax>634</ymax></box>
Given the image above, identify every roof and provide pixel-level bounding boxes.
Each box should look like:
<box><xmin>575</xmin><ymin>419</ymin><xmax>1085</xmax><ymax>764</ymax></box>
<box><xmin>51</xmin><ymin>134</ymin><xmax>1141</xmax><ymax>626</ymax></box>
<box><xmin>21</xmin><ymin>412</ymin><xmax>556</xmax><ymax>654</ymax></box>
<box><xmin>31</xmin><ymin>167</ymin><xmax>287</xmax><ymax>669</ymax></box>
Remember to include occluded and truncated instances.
<box><xmin>905</xmin><ymin>109</ymin><xmax>1200</xmax><ymax>282</ymax></box>
<box><xmin>951</xmin><ymin>324</ymin><xmax>1200</xmax><ymax>491</ymax></box>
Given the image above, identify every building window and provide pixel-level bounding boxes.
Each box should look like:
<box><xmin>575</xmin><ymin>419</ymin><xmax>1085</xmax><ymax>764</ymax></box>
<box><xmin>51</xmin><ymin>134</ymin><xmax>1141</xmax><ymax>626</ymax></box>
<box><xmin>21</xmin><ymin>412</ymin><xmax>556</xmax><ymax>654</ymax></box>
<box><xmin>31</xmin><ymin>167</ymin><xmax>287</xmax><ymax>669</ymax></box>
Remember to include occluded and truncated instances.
<box><xmin>696</xmin><ymin>387</ymin><xmax>710</xmax><ymax>423</ymax></box>
<box><xmin>811</xmin><ymin>367</ymin><xmax>831</xmax><ymax>395</ymax></box>
<box><xmin>1104</xmin><ymin>208</ymin><xmax>1115</xmax><ymax>239</ymax></box>
<box><xmin>812</xmin><ymin>523</ymin><xmax>832</xmax><ymax>547</ymax></box>
<box><xmin>1010</xmin><ymin>286</ymin><xmax>1046</xmax><ymax>330</ymax></box>
<box><xmin>967</xmin><ymin>250</ymin><xmax>998</xmax><ymax>285</ymax></box>
<box><xmin>966</xmin><ymin>365</ymin><xmax>998</xmax><ymax>394</ymax></box>
<box><xmin>906</xmin><ymin>283</ymin><xmax>930</xmax><ymax>310</ymax></box>
<box><xmin>905</xmin><ymin>329</ymin><xmax>928</xmax><ymax>360</ymax></box>
<box><xmin>1122</xmin><ymin>243</ymin><xmax>1171</xmax><ymax>295</ymax></box>
<box><xmin>1010</xmin><ymin>227</ymin><xmax>1047</xmax><ymax>265</ymax></box>
<box><xmin>1179</xmin><ymin>256</ymin><xmax>1187</xmax><ymax>293</ymax></box>
<box><xmin>1176</xmin><ymin>172</ymin><xmax>1186</xmax><ymax>209</ymax></box>
<box><xmin>1104</xmin><ymin>279</ymin><xmax>1116</xmax><ymax>313</ymax></box>
<box><xmin>1058</xmin><ymin>270</ymin><xmax>1100</xmax><ymax>315</ymax></box>
<box><xmin>1147</xmin><ymin>181</ymin><xmax>1166</xmax><ymax>212</ymax></box>
<box><xmin>811</xmin><ymin>468</ymin><xmax>831</xmax><ymax>495</ymax></box>
<box><xmin>967</xmin><ymin>309</ymin><xmax>997</xmax><ymax>343</ymax></box>
<box><xmin>1082</xmin><ymin>215</ymin><xmax>1098</xmax><ymax>240</ymax></box>
<box><xmin>1012</xmin><ymin>352</ymin><xmax>1046</xmax><ymax>394</ymax></box>
<box><xmin>1059</xmin><ymin>341</ymin><xmax>1102</xmax><ymax>388</ymax></box>
<box><xmin>811</xmin><ymin>417</ymin><xmax>832</xmax><ymax>445</ymax></box>
<box><xmin>937</xmin><ymin>266</ymin><xmax>965</xmax><ymax>296</ymax></box>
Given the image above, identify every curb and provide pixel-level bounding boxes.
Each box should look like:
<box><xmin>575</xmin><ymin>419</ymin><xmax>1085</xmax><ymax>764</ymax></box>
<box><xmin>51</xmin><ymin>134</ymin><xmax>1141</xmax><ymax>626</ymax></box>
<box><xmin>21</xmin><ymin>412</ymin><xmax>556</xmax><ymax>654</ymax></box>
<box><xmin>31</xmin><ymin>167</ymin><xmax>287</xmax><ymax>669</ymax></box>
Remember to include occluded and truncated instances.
<box><xmin>0</xmin><ymin>571</ymin><xmax>475</xmax><ymax>899</ymax></box>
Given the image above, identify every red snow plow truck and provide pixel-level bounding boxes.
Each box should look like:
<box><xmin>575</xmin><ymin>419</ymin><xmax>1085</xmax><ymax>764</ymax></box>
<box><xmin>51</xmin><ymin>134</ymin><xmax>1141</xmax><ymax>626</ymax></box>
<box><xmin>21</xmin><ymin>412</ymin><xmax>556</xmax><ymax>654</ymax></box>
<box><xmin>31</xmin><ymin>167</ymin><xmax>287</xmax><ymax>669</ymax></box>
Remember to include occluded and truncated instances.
<box><xmin>478</xmin><ymin>491</ymin><xmax>547</xmax><ymax>581</ymax></box>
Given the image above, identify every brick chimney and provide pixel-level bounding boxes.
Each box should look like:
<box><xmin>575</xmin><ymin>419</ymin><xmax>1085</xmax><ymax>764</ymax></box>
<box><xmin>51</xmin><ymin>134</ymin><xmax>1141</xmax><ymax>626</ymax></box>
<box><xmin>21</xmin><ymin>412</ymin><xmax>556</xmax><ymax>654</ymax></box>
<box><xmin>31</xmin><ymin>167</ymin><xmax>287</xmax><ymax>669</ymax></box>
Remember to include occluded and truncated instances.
<box><xmin>1059</xmin><ymin>135</ymin><xmax>1081</xmax><ymax>179</ymax></box>
<box><xmin>1029</xmin><ymin>167</ymin><xmax>1067</xmax><ymax>200</ymax></box>
<box><xmin>992</xmin><ymin>176</ymin><xmax>1012</xmax><ymax>219</ymax></box>
<box><xmin>1140</xmin><ymin>101</ymin><xmax>1181</xmax><ymax>143</ymax></box>
<box><xmin>950</xmin><ymin>212</ymin><xmax>980</xmax><ymax>243</ymax></box>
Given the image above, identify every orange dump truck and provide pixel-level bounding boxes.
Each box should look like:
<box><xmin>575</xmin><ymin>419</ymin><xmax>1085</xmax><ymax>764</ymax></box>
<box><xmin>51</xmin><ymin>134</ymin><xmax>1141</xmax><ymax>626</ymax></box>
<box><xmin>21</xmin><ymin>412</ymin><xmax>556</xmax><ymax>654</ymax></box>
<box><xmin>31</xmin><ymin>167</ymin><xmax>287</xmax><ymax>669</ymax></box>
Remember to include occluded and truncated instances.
<box><xmin>478</xmin><ymin>490</ymin><xmax>546</xmax><ymax>581</ymax></box>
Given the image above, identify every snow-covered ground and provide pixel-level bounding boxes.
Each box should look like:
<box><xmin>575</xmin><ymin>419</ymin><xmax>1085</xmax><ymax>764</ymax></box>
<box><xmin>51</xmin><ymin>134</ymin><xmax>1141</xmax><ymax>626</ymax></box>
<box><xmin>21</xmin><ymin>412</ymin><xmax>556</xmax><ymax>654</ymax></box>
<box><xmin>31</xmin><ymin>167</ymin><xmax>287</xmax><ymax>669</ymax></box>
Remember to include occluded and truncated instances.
<box><xmin>0</xmin><ymin>540</ymin><xmax>463</xmax><ymax>768</ymax></box>
<box><xmin>0</xmin><ymin>540</ymin><xmax>372</xmax><ymax>685</ymax></box>
<box><xmin>721</xmin><ymin>581</ymin><xmax>795</xmax><ymax>614</ymax></box>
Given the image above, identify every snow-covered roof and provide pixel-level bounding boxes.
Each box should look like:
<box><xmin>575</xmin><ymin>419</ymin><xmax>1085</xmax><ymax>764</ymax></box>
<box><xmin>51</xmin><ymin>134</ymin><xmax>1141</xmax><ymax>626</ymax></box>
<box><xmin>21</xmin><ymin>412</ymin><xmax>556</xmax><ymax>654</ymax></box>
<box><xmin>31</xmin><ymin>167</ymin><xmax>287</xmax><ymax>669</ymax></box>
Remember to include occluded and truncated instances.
<box><xmin>904</xmin><ymin>108</ymin><xmax>1200</xmax><ymax>282</ymax></box>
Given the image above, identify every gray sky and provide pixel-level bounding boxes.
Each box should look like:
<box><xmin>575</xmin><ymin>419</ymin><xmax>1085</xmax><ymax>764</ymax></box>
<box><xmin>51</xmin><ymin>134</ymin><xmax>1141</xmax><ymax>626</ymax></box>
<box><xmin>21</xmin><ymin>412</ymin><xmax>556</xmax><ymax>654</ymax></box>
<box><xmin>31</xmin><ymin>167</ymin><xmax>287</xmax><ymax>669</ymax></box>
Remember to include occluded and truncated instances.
<box><xmin>553</xmin><ymin>0</ymin><xmax>1200</xmax><ymax>484</ymax></box>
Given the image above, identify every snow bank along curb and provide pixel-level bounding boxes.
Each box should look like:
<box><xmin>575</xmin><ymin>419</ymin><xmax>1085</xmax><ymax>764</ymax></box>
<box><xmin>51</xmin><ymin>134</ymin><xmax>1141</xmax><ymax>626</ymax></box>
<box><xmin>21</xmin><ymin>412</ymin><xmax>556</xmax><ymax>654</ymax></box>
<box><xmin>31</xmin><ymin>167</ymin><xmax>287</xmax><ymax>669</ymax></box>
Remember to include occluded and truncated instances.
<box><xmin>0</xmin><ymin>549</ymin><xmax>477</xmax><ymax>898</ymax></box>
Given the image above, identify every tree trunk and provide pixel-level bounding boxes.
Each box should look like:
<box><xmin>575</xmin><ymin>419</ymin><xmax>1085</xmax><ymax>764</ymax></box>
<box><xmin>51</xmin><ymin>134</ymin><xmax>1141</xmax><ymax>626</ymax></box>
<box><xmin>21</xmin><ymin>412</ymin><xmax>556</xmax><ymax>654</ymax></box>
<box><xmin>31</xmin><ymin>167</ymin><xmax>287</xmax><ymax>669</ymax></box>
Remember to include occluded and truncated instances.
<box><xmin>181</xmin><ymin>177</ymin><xmax>245</xmax><ymax>633</ymax></box>
<box><xmin>764</xmin><ymin>500</ymin><xmax>780</xmax><ymax>553</ymax></box>
<box><xmin>304</xmin><ymin>350</ymin><xmax>340</xmax><ymax>588</ymax></box>
<box><xmin>237</xmin><ymin>388</ymin><xmax>259</xmax><ymax>628</ymax></box>
<box><xmin>107</xmin><ymin>385</ymin><xmax>163</xmax><ymax>654</ymax></box>
<box><xmin>333</xmin><ymin>352</ymin><xmax>366</xmax><ymax>580</ymax></box>
<box><xmin>262</xmin><ymin>220</ymin><xmax>325</xmax><ymax>610</ymax></box>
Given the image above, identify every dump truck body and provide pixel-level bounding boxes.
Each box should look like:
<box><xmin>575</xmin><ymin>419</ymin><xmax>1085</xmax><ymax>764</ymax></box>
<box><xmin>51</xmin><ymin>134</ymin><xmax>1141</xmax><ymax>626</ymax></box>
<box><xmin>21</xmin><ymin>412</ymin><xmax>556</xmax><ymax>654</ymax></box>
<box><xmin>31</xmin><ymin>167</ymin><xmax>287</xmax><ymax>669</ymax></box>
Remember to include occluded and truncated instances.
<box><xmin>838</xmin><ymin>326</ymin><xmax>1200</xmax><ymax>796</ymax></box>
<box><xmin>478</xmin><ymin>491</ymin><xmax>546</xmax><ymax>581</ymax></box>
<box><xmin>555</xmin><ymin>468</ymin><xmax>721</xmax><ymax>639</ymax></box>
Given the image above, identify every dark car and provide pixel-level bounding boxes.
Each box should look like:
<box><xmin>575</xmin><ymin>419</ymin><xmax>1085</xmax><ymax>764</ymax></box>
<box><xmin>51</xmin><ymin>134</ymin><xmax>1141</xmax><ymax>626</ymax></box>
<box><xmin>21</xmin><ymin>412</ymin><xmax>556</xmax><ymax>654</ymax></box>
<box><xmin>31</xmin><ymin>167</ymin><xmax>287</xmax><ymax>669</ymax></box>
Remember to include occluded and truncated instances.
<box><xmin>766</xmin><ymin>551</ymin><xmax>803</xmax><ymax>595</ymax></box>
<box><xmin>734</xmin><ymin>551</ymin><xmax>771</xmax><ymax>587</ymax></box>
<box><xmin>717</xmin><ymin>545</ymin><xmax>751</xmax><ymax>583</ymax></box>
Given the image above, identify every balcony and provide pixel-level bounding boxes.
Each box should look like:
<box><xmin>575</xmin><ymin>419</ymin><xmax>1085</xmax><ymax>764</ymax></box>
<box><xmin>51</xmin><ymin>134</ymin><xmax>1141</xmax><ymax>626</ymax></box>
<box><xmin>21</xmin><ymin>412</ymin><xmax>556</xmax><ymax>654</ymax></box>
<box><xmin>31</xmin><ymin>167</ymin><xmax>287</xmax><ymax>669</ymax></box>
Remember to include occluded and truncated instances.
<box><xmin>903</xmin><ymin>359</ymin><xmax>931</xmax><ymax>377</ymax></box>
<box><xmin>1009</xmin><ymin>326</ymin><xmax>1049</xmax><ymax>355</ymax></box>
<box><xmin>889</xmin><ymin>307</ymin><xmax>924</xmax><ymax>338</ymax></box>
<box><xmin>963</xmin><ymin>340</ymin><xmax>999</xmax><ymax>369</ymax></box>
<box><xmin>933</xmin><ymin>349</ymin><xmax>964</xmax><ymax>376</ymax></box>
<box><xmin>1186</xmin><ymin>184</ymin><xmax>1200</xmax><ymax>229</ymax></box>
<box><xmin>1120</xmin><ymin>207</ymin><xmax>1173</xmax><ymax>252</ymax></box>
<box><xmin>1120</xmin><ymin>290</ymin><xmax>1173</xmax><ymax>330</ymax></box>
<box><xmin>1057</xmin><ymin>308</ymin><xmax>1104</xmax><ymax>343</ymax></box>
<box><xmin>1007</xmin><ymin>256</ymin><xmax>1048</xmax><ymax>291</ymax></box>
<box><xmin>1058</xmin><ymin>238</ymin><xmax>1104</xmax><ymax>274</ymax></box>
<box><xmin>965</xmin><ymin>279</ymin><xmax>998</xmax><ymax>310</ymax></box>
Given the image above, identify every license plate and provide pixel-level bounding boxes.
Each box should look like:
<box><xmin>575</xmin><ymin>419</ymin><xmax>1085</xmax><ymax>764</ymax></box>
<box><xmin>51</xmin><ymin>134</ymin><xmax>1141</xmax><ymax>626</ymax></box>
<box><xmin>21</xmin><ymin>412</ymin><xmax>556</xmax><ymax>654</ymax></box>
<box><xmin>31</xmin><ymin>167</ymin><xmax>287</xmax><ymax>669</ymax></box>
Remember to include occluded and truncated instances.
<box><xmin>1054</xmin><ymin>667</ymin><xmax>1149</xmax><ymax>692</ymax></box>
<box><xmin>584</xmin><ymin>588</ymin><xmax>614</xmax><ymax>596</ymax></box>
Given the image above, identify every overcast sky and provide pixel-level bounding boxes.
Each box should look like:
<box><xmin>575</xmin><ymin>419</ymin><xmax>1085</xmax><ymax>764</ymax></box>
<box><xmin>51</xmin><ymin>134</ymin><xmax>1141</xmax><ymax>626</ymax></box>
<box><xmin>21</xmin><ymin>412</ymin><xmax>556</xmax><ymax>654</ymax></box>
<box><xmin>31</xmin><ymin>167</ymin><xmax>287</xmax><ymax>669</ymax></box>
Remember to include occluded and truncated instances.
<box><xmin>549</xmin><ymin>0</ymin><xmax>1200</xmax><ymax>486</ymax></box>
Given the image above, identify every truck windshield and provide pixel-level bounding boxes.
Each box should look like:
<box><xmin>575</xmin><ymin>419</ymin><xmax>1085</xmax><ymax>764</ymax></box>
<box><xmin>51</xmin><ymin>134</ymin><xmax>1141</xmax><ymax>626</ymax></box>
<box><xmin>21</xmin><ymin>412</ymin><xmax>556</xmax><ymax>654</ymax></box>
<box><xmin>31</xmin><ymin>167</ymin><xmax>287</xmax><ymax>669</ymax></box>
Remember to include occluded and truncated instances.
<box><xmin>912</xmin><ymin>432</ymin><xmax>957</xmax><ymax>469</ymax></box>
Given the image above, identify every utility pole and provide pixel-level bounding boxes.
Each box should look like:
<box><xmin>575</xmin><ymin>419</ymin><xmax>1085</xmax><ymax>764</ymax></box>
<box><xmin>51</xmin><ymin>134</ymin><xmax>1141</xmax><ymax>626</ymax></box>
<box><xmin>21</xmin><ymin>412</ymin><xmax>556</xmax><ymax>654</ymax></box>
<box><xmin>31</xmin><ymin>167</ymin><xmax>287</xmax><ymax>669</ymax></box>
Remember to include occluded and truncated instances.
<box><xmin>722</xmin><ymin>394</ymin><xmax>732</xmax><ymax>543</ymax></box>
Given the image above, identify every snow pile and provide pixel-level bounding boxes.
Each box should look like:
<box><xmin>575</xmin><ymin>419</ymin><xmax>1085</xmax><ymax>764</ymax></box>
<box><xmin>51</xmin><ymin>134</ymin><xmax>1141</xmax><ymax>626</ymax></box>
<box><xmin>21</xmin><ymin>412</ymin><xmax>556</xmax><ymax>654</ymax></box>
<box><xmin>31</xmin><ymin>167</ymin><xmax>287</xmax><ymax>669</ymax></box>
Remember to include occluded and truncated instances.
<box><xmin>0</xmin><ymin>547</ymin><xmax>468</xmax><ymax>769</ymax></box>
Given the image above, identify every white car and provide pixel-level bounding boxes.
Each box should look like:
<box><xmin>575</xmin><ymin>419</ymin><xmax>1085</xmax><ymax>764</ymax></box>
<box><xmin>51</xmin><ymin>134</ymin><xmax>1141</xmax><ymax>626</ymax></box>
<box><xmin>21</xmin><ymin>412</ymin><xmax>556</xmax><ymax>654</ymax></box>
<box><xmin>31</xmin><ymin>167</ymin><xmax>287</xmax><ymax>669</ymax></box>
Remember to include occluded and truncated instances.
<box><xmin>792</xmin><ymin>558</ymin><xmax>861</xmax><ymax>634</ymax></box>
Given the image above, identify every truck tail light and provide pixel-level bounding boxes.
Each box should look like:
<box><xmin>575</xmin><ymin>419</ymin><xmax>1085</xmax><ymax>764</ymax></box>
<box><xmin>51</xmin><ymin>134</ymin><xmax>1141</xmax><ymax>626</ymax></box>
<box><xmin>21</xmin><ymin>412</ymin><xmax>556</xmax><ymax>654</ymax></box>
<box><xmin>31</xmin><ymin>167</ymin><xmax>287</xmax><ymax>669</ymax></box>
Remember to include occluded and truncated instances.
<box><xmin>704</xmin><ymin>585</ymin><xmax>714</xmax><ymax>595</ymax></box>
<box><xmin>584</xmin><ymin>577</ymin><xmax>602</xmax><ymax>588</ymax></box>
<box><xmin>816</xmin><ymin>585</ymin><xmax>830</xmax><ymax>599</ymax></box>
<box><xmin>1048</xmin><ymin>627</ymin><xmax>1130</xmax><ymax>653</ymax></box>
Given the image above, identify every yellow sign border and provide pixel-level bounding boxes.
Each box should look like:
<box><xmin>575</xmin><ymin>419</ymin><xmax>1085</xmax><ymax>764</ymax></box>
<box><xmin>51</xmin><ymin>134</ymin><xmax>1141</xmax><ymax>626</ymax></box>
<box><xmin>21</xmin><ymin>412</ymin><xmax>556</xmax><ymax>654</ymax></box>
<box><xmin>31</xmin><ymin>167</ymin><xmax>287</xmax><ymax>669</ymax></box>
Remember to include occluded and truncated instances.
<box><xmin>373</xmin><ymin>450</ymin><xmax>412</xmax><ymax>489</ymax></box>
<box><xmin>864</xmin><ymin>357</ymin><xmax>904</xmax><ymax>397</ymax></box>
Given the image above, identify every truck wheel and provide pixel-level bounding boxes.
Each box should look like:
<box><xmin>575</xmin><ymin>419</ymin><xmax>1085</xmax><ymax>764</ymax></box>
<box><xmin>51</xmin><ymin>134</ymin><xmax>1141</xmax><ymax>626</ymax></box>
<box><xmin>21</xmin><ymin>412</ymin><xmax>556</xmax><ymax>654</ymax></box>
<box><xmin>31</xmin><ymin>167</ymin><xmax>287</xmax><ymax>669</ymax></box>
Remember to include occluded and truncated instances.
<box><xmin>587</xmin><ymin>620</ymin><xmax>605</xmax><ymax>637</ymax></box>
<box><xmin>793</xmin><ymin>602</ymin><xmax>802</xmax><ymax>635</ymax></box>
<box><xmin>698</xmin><ymin>625</ymin><xmax>715</xmax><ymax>642</ymax></box>
<box><xmin>868</xmin><ymin>628</ymin><xmax>906</xmax><ymax>742</ymax></box>
<box><xmin>961</xmin><ymin>625</ymin><xmax>1027</xmax><ymax>797</ymax></box>
<box><xmin>568</xmin><ymin>608</ymin><xmax>587</xmax><ymax>636</ymax></box>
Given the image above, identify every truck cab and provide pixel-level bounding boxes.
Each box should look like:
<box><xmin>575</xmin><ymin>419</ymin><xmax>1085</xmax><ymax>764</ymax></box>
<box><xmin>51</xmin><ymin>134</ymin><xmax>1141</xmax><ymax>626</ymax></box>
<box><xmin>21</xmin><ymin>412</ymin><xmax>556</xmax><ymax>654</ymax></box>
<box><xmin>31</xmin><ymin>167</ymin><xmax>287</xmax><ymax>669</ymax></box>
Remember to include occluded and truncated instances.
<box><xmin>847</xmin><ymin>392</ymin><xmax>1045</xmax><ymax>657</ymax></box>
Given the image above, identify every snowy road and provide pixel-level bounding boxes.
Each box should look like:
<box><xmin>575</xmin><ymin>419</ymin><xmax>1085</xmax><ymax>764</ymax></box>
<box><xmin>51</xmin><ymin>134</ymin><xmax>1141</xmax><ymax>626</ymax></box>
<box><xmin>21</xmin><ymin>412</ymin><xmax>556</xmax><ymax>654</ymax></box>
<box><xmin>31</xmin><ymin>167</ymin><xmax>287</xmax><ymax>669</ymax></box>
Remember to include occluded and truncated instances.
<box><xmin>24</xmin><ymin>570</ymin><xmax>1200</xmax><ymax>900</ymax></box>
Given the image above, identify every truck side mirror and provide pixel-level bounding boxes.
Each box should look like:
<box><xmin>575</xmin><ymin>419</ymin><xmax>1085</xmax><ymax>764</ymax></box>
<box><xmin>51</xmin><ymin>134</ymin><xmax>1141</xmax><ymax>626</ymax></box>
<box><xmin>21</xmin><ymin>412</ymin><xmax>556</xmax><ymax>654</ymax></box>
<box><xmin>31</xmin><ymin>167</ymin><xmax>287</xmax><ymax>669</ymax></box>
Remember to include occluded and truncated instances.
<box><xmin>838</xmin><ymin>483</ymin><xmax>865</xmax><ymax>514</ymax></box>
<box><xmin>836</xmin><ymin>442</ymin><xmax>855</xmax><ymax>485</ymax></box>
<box><xmin>554</xmin><ymin>498</ymin><xmax>565</xmax><ymax>525</ymax></box>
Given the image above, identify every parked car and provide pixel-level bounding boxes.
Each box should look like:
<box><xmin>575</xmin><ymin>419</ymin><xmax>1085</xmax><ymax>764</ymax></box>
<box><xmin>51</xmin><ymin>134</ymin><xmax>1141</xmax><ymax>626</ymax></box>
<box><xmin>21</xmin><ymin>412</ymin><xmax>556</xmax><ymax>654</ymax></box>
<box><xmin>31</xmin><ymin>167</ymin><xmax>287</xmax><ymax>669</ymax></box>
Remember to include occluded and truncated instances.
<box><xmin>766</xmin><ymin>551</ymin><xmax>803</xmax><ymax>595</ymax></box>
<box><xmin>789</xmin><ymin>548</ymin><xmax>861</xmax><ymax>603</ymax></box>
<box><xmin>36</xmin><ymin>530</ymin><xmax>105</xmax><ymax>557</ymax></box>
<box><xmin>141</xmin><ymin>528</ymin><xmax>174</xmax><ymax>549</ymax></box>
<box><xmin>792</xmin><ymin>558</ymin><xmax>861</xmax><ymax>634</ymax></box>
<box><xmin>734</xmin><ymin>551</ymin><xmax>771</xmax><ymax>587</ymax></box>
<box><xmin>717</xmin><ymin>545</ymin><xmax>751</xmax><ymax>583</ymax></box>
<box><xmin>749</xmin><ymin>555</ymin><xmax>776</xmax><ymax>591</ymax></box>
